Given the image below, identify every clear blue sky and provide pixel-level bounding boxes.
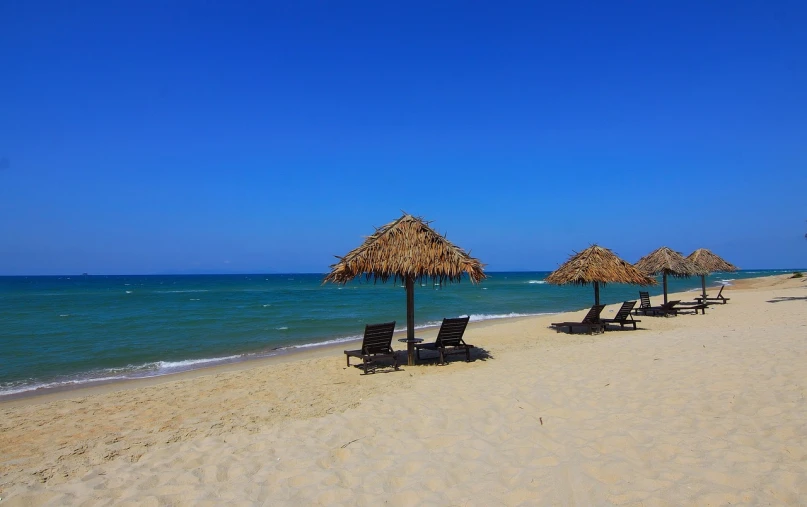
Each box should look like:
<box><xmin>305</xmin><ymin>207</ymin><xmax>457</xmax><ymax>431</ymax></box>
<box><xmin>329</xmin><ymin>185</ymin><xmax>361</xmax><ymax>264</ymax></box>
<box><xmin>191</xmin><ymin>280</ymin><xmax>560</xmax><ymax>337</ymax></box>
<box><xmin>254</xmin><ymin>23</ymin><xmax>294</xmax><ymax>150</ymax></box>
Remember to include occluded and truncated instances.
<box><xmin>1</xmin><ymin>1</ymin><xmax>805</xmax><ymax>275</ymax></box>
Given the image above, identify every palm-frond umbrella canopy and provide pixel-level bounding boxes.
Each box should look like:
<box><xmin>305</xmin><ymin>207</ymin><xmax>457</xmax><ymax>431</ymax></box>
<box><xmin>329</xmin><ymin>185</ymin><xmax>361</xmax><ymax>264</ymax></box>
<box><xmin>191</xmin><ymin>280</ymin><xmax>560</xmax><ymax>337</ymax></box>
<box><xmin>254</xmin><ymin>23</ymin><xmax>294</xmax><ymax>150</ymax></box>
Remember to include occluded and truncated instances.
<box><xmin>545</xmin><ymin>245</ymin><xmax>656</xmax><ymax>306</ymax></box>
<box><xmin>687</xmin><ymin>248</ymin><xmax>738</xmax><ymax>299</ymax></box>
<box><xmin>324</xmin><ymin>213</ymin><xmax>486</xmax><ymax>366</ymax></box>
<box><xmin>635</xmin><ymin>246</ymin><xmax>708</xmax><ymax>304</ymax></box>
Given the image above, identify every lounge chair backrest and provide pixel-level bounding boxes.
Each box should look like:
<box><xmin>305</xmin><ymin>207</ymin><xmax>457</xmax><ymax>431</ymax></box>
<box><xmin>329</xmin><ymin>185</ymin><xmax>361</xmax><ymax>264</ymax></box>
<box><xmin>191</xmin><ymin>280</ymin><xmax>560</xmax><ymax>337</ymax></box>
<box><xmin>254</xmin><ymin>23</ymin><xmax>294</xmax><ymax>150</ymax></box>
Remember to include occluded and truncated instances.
<box><xmin>614</xmin><ymin>301</ymin><xmax>637</xmax><ymax>320</ymax></box>
<box><xmin>716</xmin><ymin>285</ymin><xmax>724</xmax><ymax>298</ymax></box>
<box><xmin>661</xmin><ymin>300</ymin><xmax>680</xmax><ymax>310</ymax></box>
<box><xmin>361</xmin><ymin>321</ymin><xmax>396</xmax><ymax>355</ymax></box>
<box><xmin>638</xmin><ymin>291</ymin><xmax>652</xmax><ymax>309</ymax></box>
<box><xmin>582</xmin><ymin>304</ymin><xmax>606</xmax><ymax>323</ymax></box>
<box><xmin>435</xmin><ymin>317</ymin><xmax>470</xmax><ymax>347</ymax></box>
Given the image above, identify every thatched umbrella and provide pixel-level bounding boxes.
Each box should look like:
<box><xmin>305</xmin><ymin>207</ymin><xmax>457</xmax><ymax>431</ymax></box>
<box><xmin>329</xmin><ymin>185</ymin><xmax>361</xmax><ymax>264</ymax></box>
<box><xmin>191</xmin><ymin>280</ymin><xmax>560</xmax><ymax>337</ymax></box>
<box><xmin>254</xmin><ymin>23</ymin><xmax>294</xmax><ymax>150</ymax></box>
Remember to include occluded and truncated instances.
<box><xmin>546</xmin><ymin>245</ymin><xmax>656</xmax><ymax>306</ymax></box>
<box><xmin>687</xmin><ymin>248</ymin><xmax>738</xmax><ymax>299</ymax></box>
<box><xmin>323</xmin><ymin>213</ymin><xmax>486</xmax><ymax>366</ymax></box>
<box><xmin>635</xmin><ymin>246</ymin><xmax>708</xmax><ymax>304</ymax></box>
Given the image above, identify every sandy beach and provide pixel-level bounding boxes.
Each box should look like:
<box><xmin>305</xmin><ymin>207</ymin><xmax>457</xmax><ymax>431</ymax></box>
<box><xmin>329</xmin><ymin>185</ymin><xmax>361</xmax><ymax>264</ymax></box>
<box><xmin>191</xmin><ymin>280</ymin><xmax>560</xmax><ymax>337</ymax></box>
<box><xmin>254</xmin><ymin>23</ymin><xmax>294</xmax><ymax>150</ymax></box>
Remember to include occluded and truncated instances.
<box><xmin>1</xmin><ymin>274</ymin><xmax>805</xmax><ymax>505</ymax></box>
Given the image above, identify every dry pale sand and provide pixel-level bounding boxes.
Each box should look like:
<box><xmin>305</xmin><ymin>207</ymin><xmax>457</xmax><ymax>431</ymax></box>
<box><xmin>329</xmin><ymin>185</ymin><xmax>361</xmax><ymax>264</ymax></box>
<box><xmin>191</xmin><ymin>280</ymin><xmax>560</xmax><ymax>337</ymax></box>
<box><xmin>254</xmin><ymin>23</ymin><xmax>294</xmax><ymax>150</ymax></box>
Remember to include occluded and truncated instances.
<box><xmin>1</xmin><ymin>274</ymin><xmax>806</xmax><ymax>505</ymax></box>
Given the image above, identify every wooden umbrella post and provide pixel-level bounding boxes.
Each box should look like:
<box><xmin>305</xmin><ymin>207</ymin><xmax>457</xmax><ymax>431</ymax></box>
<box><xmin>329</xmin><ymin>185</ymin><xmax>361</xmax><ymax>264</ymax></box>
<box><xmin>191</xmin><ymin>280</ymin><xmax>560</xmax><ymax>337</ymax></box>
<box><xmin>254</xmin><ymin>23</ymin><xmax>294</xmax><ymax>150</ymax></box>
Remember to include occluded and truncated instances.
<box><xmin>663</xmin><ymin>272</ymin><xmax>668</xmax><ymax>304</ymax></box>
<box><xmin>701</xmin><ymin>275</ymin><xmax>707</xmax><ymax>300</ymax></box>
<box><xmin>593</xmin><ymin>281</ymin><xmax>600</xmax><ymax>306</ymax></box>
<box><xmin>406</xmin><ymin>276</ymin><xmax>415</xmax><ymax>366</ymax></box>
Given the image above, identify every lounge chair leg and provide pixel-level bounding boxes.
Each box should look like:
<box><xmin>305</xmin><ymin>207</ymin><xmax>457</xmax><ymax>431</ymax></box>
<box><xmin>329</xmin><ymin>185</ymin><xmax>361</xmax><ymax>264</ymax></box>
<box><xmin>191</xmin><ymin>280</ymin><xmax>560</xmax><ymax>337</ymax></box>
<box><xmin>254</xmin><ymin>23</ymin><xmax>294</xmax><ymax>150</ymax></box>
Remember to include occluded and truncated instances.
<box><xmin>439</xmin><ymin>349</ymin><xmax>445</xmax><ymax>365</ymax></box>
<box><xmin>363</xmin><ymin>358</ymin><xmax>369</xmax><ymax>374</ymax></box>
<box><xmin>465</xmin><ymin>348</ymin><xmax>470</xmax><ymax>362</ymax></box>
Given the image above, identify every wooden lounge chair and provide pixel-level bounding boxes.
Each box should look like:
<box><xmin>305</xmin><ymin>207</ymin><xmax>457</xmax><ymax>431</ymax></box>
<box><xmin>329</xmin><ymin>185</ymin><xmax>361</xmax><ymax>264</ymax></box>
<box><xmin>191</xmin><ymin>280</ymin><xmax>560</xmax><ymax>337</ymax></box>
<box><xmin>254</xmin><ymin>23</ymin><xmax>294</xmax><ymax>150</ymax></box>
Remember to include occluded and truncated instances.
<box><xmin>646</xmin><ymin>300</ymin><xmax>681</xmax><ymax>317</ymax></box>
<box><xmin>634</xmin><ymin>292</ymin><xmax>682</xmax><ymax>317</ymax></box>
<box><xmin>601</xmin><ymin>301</ymin><xmax>640</xmax><ymax>330</ymax></box>
<box><xmin>695</xmin><ymin>285</ymin><xmax>730</xmax><ymax>305</ymax></box>
<box><xmin>345</xmin><ymin>321</ymin><xmax>398</xmax><ymax>374</ymax></box>
<box><xmin>634</xmin><ymin>291</ymin><xmax>653</xmax><ymax>315</ymax></box>
<box><xmin>551</xmin><ymin>305</ymin><xmax>606</xmax><ymax>334</ymax></box>
<box><xmin>415</xmin><ymin>316</ymin><xmax>473</xmax><ymax>364</ymax></box>
<box><xmin>672</xmin><ymin>301</ymin><xmax>709</xmax><ymax>315</ymax></box>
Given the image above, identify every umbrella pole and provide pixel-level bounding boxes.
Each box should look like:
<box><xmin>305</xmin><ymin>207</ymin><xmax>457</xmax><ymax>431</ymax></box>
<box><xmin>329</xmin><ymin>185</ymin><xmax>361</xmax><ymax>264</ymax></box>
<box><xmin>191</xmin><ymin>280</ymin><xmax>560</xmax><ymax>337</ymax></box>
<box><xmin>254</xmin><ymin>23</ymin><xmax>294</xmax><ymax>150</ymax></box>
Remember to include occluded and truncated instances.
<box><xmin>701</xmin><ymin>275</ymin><xmax>707</xmax><ymax>299</ymax></box>
<box><xmin>594</xmin><ymin>281</ymin><xmax>600</xmax><ymax>306</ymax></box>
<box><xmin>406</xmin><ymin>276</ymin><xmax>415</xmax><ymax>366</ymax></box>
<box><xmin>663</xmin><ymin>273</ymin><xmax>668</xmax><ymax>304</ymax></box>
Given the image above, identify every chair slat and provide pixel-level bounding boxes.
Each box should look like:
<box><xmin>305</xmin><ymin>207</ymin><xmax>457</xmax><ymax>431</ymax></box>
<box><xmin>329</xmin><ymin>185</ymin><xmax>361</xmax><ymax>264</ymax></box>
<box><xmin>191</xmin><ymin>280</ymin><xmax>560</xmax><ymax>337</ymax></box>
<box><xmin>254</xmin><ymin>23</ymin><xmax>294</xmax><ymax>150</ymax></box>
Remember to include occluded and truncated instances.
<box><xmin>435</xmin><ymin>317</ymin><xmax>470</xmax><ymax>347</ymax></box>
<box><xmin>416</xmin><ymin>316</ymin><xmax>474</xmax><ymax>364</ymax></box>
<box><xmin>613</xmin><ymin>301</ymin><xmax>636</xmax><ymax>320</ymax></box>
<box><xmin>582</xmin><ymin>304</ymin><xmax>605</xmax><ymax>323</ymax></box>
<box><xmin>362</xmin><ymin>322</ymin><xmax>396</xmax><ymax>354</ymax></box>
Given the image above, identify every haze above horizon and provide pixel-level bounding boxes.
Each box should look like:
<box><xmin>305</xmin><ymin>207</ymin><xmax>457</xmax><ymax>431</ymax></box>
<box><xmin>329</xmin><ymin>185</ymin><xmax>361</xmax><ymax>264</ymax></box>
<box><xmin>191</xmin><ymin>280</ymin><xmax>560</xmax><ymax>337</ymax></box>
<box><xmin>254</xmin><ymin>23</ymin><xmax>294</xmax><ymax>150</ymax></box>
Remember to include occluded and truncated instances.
<box><xmin>1</xmin><ymin>2</ymin><xmax>805</xmax><ymax>275</ymax></box>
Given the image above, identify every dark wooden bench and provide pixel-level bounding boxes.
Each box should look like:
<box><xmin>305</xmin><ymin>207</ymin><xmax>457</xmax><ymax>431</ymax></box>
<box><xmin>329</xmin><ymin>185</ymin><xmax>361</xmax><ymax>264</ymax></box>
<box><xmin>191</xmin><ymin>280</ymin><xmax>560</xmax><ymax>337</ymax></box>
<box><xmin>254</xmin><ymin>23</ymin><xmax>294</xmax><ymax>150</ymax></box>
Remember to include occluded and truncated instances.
<box><xmin>634</xmin><ymin>291</ymin><xmax>654</xmax><ymax>315</ymax></box>
<box><xmin>669</xmin><ymin>302</ymin><xmax>708</xmax><ymax>315</ymax></box>
<box><xmin>695</xmin><ymin>285</ymin><xmax>730</xmax><ymax>304</ymax></box>
<box><xmin>637</xmin><ymin>299</ymin><xmax>682</xmax><ymax>317</ymax></box>
<box><xmin>345</xmin><ymin>321</ymin><xmax>398</xmax><ymax>374</ymax></box>
<box><xmin>601</xmin><ymin>301</ymin><xmax>641</xmax><ymax>330</ymax></box>
<box><xmin>551</xmin><ymin>305</ymin><xmax>606</xmax><ymax>334</ymax></box>
<box><xmin>415</xmin><ymin>316</ymin><xmax>474</xmax><ymax>364</ymax></box>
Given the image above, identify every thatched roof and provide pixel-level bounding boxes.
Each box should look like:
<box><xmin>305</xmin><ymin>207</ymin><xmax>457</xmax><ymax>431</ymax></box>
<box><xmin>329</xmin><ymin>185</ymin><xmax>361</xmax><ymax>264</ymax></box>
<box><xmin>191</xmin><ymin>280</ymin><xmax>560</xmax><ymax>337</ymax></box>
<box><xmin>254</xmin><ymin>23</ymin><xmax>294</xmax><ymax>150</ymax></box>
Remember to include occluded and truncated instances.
<box><xmin>687</xmin><ymin>248</ymin><xmax>738</xmax><ymax>273</ymax></box>
<box><xmin>635</xmin><ymin>246</ymin><xmax>708</xmax><ymax>278</ymax></box>
<box><xmin>546</xmin><ymin>245</ymin><xmax>656</xmax><ymax>287</ymax></box>
<box><xmin>323</xmin><ymin>214</ymin><xmax>486</xmax><ymax>285</ymax></box>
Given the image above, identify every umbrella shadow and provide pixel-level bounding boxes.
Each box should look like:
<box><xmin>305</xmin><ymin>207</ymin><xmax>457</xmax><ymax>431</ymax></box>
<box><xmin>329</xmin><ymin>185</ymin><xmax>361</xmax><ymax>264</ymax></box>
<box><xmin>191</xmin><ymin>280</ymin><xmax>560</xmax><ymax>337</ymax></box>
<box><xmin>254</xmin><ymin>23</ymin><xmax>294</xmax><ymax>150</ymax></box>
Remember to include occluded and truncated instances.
<box><xmin>766</xmin><ymin>296</ymin><xmax>807</xmax><ymax>303</ymax></box>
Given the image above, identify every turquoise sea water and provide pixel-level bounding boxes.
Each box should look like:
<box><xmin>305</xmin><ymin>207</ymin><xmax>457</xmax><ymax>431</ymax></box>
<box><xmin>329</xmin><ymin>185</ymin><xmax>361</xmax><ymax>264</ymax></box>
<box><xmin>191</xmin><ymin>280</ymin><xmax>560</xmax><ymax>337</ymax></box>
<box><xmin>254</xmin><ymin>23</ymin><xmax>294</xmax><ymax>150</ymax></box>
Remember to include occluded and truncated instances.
<box><xmin>0</xmin><ymin>270</ymin><xmax>792</xmax><ymax>397</ymax></box>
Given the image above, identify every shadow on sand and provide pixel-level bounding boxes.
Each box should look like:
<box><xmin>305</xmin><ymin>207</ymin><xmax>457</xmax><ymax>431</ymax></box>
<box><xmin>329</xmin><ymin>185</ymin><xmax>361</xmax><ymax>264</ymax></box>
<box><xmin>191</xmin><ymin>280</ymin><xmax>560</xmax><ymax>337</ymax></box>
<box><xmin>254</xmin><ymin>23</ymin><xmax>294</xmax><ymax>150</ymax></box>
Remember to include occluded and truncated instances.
<box><xmin>766</xmin><ymin>296</ymin><xmax>807</xmax><ymax>303</ymax></box>
<box><xmin>346</xmin><ymin>347</ymin><xmax>494</xmax><ymax>374</ymax></box>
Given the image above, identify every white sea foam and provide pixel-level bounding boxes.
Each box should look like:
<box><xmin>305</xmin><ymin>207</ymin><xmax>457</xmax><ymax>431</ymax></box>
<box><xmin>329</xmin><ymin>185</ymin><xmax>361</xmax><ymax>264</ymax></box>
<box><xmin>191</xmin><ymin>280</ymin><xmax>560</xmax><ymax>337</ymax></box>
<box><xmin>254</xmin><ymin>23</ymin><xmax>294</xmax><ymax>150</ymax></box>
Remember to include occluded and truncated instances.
<box><xmin>59</xmin><ymin>314</ymin><xmax>69</xmax><ymax>317</ymax></box>
<box><xmin>0</xmin><ymin>354</ymin><xmax>248</xmax><ymax>397</ymax></box>
<box><xmin>155</xmin><ymin>355</ymin><xmax>242</xmax><ymax>370</ymax></box>
<box><xmin>289</xmin><ymin>334</ymin><xmax>364</xmax><ymax>349</ymax></box>
<box><xmin>527</xmin><ymin>280</ymin><xmax>547</xmax><ymax>284</ymax></box>
<box><xmin>0</xmin><ymin>375</ymin><xmax>134</xmax><ymax>397</ymax></box>
<box><xmin>154</xmin><ymin>290</ymin><xmax>210</xmax><ymax>294</ymax></box>
<box><xmin>189</xmin><ymin>298</ymin><xmax>200</xmax><ymax>301</ymax></box>
<box><xmin>125</xmin><ymin>290</ymin><xmax>133</xmax><ymax>294</ymax></box>
<box><xmin>275</xmin><ymin>326</ymin><xmax>288</xmax><ymax>330</ymax></box>
<box><xmin>468</xmin><ymin>312</ymin><xmax>552</xmax><ymax>322</ymax></box>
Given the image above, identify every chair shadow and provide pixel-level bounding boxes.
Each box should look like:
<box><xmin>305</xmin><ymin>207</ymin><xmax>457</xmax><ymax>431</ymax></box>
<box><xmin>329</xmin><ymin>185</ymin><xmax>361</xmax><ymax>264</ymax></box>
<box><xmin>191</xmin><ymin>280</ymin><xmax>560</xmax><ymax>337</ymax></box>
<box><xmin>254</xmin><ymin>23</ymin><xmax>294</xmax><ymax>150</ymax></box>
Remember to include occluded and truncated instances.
<box><xmin>767</xmin><ymin>296</ymin><xmax>807</xmax><ymax>303</ymax></box>
<box><xmin>347</xmin><ymin>358</ymin><xmax>401</xmax><ymax>374</ymax></box>
<box><xmin>602</xmin><ymin>325</ymin><xmax>647</xmax><ymax>332</ymax></box>
<box><xmin>348</xmin><ymin>347</ymin><xmax>494</xmax><ymax>373</ymax></box>
<box><xmin>406</xmin><ymin>346</ymin><xmax>494</xmax><ymax>366</ymax></box>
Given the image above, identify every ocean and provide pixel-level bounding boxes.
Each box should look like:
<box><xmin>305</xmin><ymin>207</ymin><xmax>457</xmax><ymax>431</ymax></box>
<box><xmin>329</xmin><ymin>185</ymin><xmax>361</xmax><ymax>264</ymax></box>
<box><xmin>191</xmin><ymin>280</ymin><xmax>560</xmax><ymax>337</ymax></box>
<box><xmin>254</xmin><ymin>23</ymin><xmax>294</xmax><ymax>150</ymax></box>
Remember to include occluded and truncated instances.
<box><xmin>0</xmin><ymin>270</ymin><xmax>791</xmax><ymax>397</ymax></box>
